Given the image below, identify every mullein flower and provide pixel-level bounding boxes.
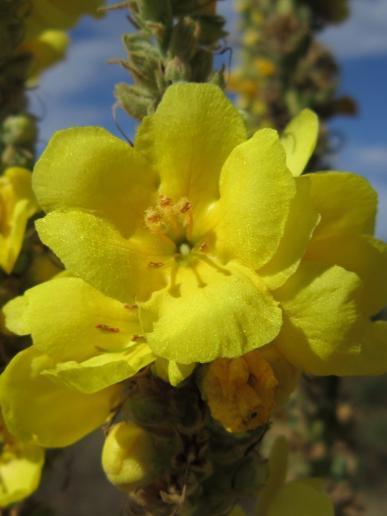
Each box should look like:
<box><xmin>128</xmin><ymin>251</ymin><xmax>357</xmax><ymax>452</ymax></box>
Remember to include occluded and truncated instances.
<box><xmin>25</xmin><ymin>0</ymin><xmax>105</xmax><ymax>40</ymax></box>
<box><xmin>20</xmin><ymin>30</ymin><xmax>69</xmax><ymax>85</ymax></box>
<box><xmin>230</xmin><ymin>437</ymin><xmax>334</xmax><ymax>516</ymax></box>
<box><xmin>0</xmin><ymin>276</ymin><xmax>155</xmax><ymax>447</ymax></box>
<box><xmin>0</xmin><ymin>168</ymin><xmax>38</xmax><ymax>274</ymax></box>
<box><xmin>1</xmin><ymin>83</ymin><xmax>386</xmax><ymax>448</ymax></box>
<box><xmin>0</xmin><ymin>412</ymin><xmax>44</xmax><ymax>508</ymax></box>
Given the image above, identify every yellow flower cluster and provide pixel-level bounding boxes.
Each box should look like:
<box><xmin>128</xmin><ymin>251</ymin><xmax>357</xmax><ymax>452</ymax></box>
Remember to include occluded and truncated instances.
<box><xmin>0</xmin><ymin>83</ymin><xmax>386</xmax><ymax>447</ymax></box>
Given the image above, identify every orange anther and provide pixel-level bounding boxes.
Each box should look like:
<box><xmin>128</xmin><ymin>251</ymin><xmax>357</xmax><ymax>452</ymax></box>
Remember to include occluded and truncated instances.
<box><xmin>148</xmin><ymin>261</ymin><xmax>164</xmax><ymax>269</ymax></box>
<box><xmin>96</xmin><ymin>324</ymin><xmax>120</xmax><ymax>333</ymax></box>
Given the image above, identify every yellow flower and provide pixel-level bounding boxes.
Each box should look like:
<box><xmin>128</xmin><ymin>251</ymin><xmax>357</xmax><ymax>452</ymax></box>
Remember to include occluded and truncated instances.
<box><xmin>20</xmin><ymin>30</ymin><xmax>69</xmax><ymax>85</ymax></box>
<box><xmin>0</xmin><ymin>276</ymin><xmax>155</xmax><ymax>447</ymax></box>
<box><xmin>25</xmin><ymin>0</ymin><xmax>105</xmax><ymax>40</ymax></box>
<box><xmin>255</xmin><ymin>58</ymin><xmax>276</xmax><ymax>78</ymax></box>
<box><xmin>0</xmin><ymin>412</ymin><xmax>44</xmax><ymax>508</ymax></box>
<box><xmin>0</xmin><ymin>168</ymin><xmax>38</xmax><ymax>274</ymax></box>
<box><xmin>30</xmin><ymin>83</ymin><xmax>386</xmax><ymax>373</ymax></box>
<box><xmin>1</xmin><ymin>83</ymin><xmax>387</xmax><ymax>448</ymax></box>
<box><xmin>230</xmin><ymin>437</ymin><xmax>334</xmax><ymax>516</ymax></box>
<box><xmin>201</xmin><ymin>348</ymin><xmax>299</xmax><ymax>433</ymax></box>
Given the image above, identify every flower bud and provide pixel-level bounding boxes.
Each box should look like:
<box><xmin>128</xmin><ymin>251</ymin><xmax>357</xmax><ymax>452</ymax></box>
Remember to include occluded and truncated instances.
<box><xmin>102</xmin><ymin>422</ymin><xmax>164</xmax><ymax>490</ymax></box>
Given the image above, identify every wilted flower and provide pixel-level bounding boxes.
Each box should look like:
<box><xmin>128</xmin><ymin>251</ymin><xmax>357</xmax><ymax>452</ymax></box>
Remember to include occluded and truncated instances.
<box><xmin>201</xmin><ymin>348</ymin><xmax>299</xmax><ymax>433</ymax></box>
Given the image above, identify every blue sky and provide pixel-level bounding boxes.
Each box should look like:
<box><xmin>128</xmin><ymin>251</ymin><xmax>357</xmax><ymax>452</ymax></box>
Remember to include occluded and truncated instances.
<box><xmin>30</xmin><ymin>0</ymin><xmax>387</xmax><ymax>238</ymax></box>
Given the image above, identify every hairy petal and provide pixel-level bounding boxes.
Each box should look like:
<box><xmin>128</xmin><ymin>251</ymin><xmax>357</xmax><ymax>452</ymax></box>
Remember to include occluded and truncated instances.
<box><xmin>216</xmin><ymin>129</ymin><xmax>295</xmax><ymax>270</ymax></box>
<box><xmin>140</xmin><ymin>261</ymin><xmax>282</xmax><ymax>364</ymax></box>
<box><xmin>0</xmin><ymin>348</ymin><xmax>122</xmax><ymax>448</ymax></box>
<box><xmin>281</xmin><ymin>109</ymin><xmax>319</xmax><ymax>177</ymax></box>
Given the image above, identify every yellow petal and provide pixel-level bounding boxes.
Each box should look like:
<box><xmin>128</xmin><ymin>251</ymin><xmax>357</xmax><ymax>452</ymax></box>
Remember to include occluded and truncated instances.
<box><xmin>23</xmin><ymin>30</ymin><xmax>69</xmax><ymax>84</ymax></box>
<box><xmin>41</xmin><ymin>343</ymin><xmax>155</xmax><ymax>393</ymax></box>
<box><xmin>0</xmin><ymin>440</ymin><xmax>44</xmax><ymax>508</ymax></box>
<box><xmin>36</xmin><ymin>210</ymin><xmax>168</xmax><ymax>303</ymax></box>
<box><xmin>267</xmin><ymin>480</ymin><xmax>334</xmax><ymax>516</ymax></box>
<box><xmin>152</xmin><ymin>359</ymin><xmax>196</xmax><ymax>387</ymax></box>
<box><xmin>4</xmin><ymin>277</ymin><xmax>141</xmax><ymax>362</ymax></box>
<box><xmin>216</xmin><ymin>129</ymin><xmax>295</xmax><ymax>270</ymax></box>
<box><xmin>0</xmin><ymin>348</ymin><xmax>122</xmax><ymax>448</ymax></box>
<box><xmin>33</xmin><ymin>127</ymin><xmax>158</xmax><ymax>237</ymax></box>
<box><xmin>281</xmin><ymin>109</ymin><xmax>319</xmax><ymax>176</ymax></box>
<box><xmin>26</xmin><ymin>0</ymin><xmax>103</xmax><ymax>39</ymax></box>
<box><xmin>301</xmin><ymin>172</ymin><xmax>377</xmax><ymax>238</ymax></box>
<box><xmin>306</xmin><ymin>235</ymin><xmax>387</xmax><ymax>316</ymax></box>
<box><xmin>259</xmin><ymin>176</ymin><xmax>319</xmax><ymax>289</ymax></box>
<box><xmin>135</xmin><ymin>83</ymin><xmax>247</xmax><ymax>237</ymax></box>
<box><xmin>333</xmin><ymin>321</ymin><xmax>387</xmax><ymax>376</ymax></box>
<box><xmin>0</xmin><ymin>168</ymin><xmax>38</xmax><ymax>274</ymax></box>
<box><xmin>140</xmin><ymin>261</ymin><xmax>282</xmax><ymax>364</ymax></box>
<box><xmin>274</xmin><ymin>262</ymin><xmax>364</xmax><ymax>375</ymax></box>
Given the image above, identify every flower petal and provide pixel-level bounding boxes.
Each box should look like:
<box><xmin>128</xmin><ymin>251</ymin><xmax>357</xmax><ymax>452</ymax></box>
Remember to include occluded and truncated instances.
<box><xmin>267</xmin><ymin>480</ymin><xmax>334</xmax><ymax>516</ymax></box>
<box><xmin>152</xmin><ymin>359</ymin><xmax>196</xmax><ymax>387</ymax></box>
<box><xmin>36</xmin><ymin>210</ymin><xmax>168</xmax><ymax>302</ymax></box>
<box><xmin>274</xmin><ymin>262</ymin><xmax>364</xmax><ymax>375</ymax></box>
<box><xmin>41</xmin><ymin>343</ymin><xmax>155</xmax><ymax>393</ymax></box>
<box><xmin>300</xmin><ymin>172</ymin><xmax>377</xmax><ymax>238</ymax></box>
<box><xmin>4</xmin><ymin>277</ymin><xmax>141</xmax><ymax>362</ymax></box>
<box><xmin>33</xmin><ymin>127</ymin><xmax>158</xmax><ymax>237</ymax></box>
<box><xmin>216</xmin><ymin>129</ymin><xmax>295</xmax><ymax>270</ymax></box>
<box><xmin>0</xmin><ymin>348</ymin><xmax>122</xmax><ymax>448</ymax></box>
<box><xmin>135</xmin><ymin>83</ymin><xmax>246</xmax><ymax>235</ymax></box>
<box><xmin>258</xmin><ymin>176</ymin><xmax>319</xmax><ymax>289</ymax></box>
<box><xmin>280</xmin><ymin>109</ymin><xmax>319</xmax><ymax>177</ymax></box>
<box><xmin>0</xmin><ymin>168</ymin><xmax>38</xmax><ymax>274</ymax></box>
<box><xmin>306</xmin><ymin>235</ymin><xmax>387</xmax><ymax>316</ymax></box>
<box><xmin>140</xmin><ymin>261</ymin><xmax>282</xmax><ymax>364</ymax></box>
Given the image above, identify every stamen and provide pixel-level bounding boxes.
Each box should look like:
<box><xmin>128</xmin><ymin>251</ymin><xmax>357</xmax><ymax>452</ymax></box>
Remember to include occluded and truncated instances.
<box><xmin>179</xmin><ymin>200</ymin><xmax>192</xmax><ymax>214</ymax></box>
<box><xmin>195</xmin><ymin>254</ymin><xmax>231</xmax><ymax>276</ymax></box>
<box><xmin>96</xmin><ymin>324</ymin><xmax>120</xmax><ymax>333</ymax></box>
<box><xmin>159</xmin><ymin>195</ymin><xmax>172</xmax><ymax>207</ymax></box>
<box><xmin>124</xmin><ymin>303</ymin><xmax>138</xmax><ymax>310</ymax></box>
<box><xmin>148</xmin><ymin>261</ymin><xmax>164</xmax><ymax>269</ymax></box>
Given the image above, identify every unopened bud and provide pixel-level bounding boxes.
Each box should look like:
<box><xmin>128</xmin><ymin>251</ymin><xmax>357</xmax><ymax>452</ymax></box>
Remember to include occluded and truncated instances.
<box><xmin>102</xmin><ymin>422</ymin><xmax>162</xmax><ymax>490</ymax></box>
<box><xmin>2</xmin><ymin>115</ymin><xmax>38</xmax><ymax>146</ymax></box>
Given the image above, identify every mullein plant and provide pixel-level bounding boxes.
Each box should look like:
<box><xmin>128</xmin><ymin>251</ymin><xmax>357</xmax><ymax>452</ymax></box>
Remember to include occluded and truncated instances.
<box><xmin>229</xmin><ymin>0</ymin><xmax>355</xmax><ymax>165</ymax></box>
<box><xmin>0</xmin><ymin>0</ymin><xmax>386</xmax><ymax>514</ymax></box>
<box><xmin>0</xmin><ymin>0</ymin><xmax>106</xmax><ymax>510</ymax></box>
<box><xmin>229</xmin><ymin>1</ymin><xmax>364</xmax><ymax>506</ymax></box>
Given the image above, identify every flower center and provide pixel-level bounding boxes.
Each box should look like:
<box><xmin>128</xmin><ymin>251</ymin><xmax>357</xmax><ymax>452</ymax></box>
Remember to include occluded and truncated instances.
<box><xmin>144</xmin><ymin>195</ymin><xmax>194</xmax><ymax>252</ymax></box>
